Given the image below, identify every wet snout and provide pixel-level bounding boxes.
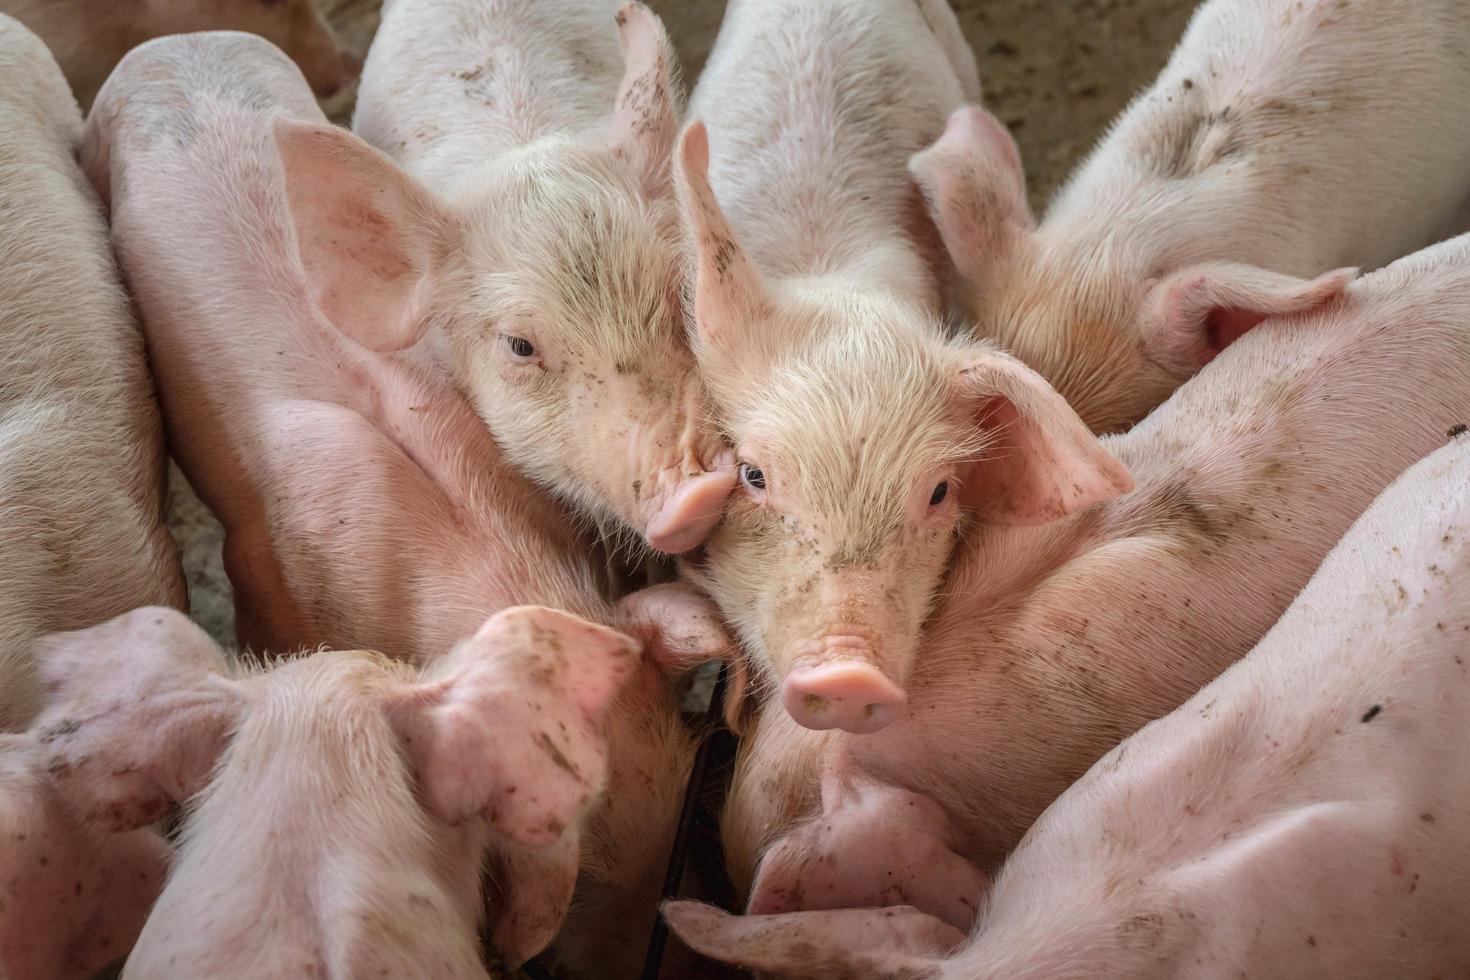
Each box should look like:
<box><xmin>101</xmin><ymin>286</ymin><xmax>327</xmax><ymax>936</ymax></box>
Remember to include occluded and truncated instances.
<box><xmin>782</xmin><ymin>639</ymin><xmax>907</xmax><ymax>734</ymax></box>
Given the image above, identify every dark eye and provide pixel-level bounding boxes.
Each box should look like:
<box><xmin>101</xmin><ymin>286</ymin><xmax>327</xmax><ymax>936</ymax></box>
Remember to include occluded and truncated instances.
<box><xmin>929</xmin><ymin>481</ymin><xmax>949</xmax><ymax>506</ymax></box>
<box><xmin>739</xmin><ymin>463</ymin><xmax>766</xmax><ymax>491</ymax></box>
<box><xmin>507</xmin><ymin>336</ymin><xmax>535</xmax><ymax>358</ymax></box>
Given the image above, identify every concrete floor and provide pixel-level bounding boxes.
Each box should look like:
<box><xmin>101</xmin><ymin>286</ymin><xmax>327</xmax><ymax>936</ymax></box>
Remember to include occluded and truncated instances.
<box><xmin>177</xmin><ymin>0</ymin><xmax>1202</xmax><ymax>646</ymax></box>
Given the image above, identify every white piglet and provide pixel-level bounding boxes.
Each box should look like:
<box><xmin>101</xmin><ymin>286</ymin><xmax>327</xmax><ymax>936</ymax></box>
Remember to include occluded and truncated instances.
<box><xmin>913</xmin><ymin>0</ymin><xmax>1470</xmax><ymax>431</ymax></box>
<box><xmin>669</xmin><ymin>433</ymin><xmax>1470</xmax><ymax>979</ymax></box>
<box><xmin>678</xmin><ymin>0</ymin><xmax>1131</xmax><ymax>735</ymax></box>
<box><xmin>710</xmin><ymin>232</ymin><xmax>1470</xmax><ymax>940</ymax></box>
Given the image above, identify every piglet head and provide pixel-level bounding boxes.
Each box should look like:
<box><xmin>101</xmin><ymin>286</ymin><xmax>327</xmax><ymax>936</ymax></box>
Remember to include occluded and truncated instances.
<box><xmin>390</xmin><ymin>605</ymin><xmax>642</xmax><ymax>847</ymax></box>
<box><xmin>273</xmin><ymin>4</ymin><xmax>735</xmax><ymax>557</ymax></box>
<box><xmin>677</xmin><ymin>121</ymin><xmax>1130</xmax><ymax>734</ymax></box>
<box><xmin>911</xmin><ymin>105</ymin><xmax>1355</xmax><ymax>432</ymax></box>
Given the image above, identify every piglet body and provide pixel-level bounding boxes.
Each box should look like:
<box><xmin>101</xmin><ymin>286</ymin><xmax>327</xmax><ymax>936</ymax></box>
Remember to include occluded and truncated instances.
<box><xmin>915</xmin><ymin>0</ymin><xmax>1470</xmax><ymax>431</ymax></box>
<box><xmin>671</xmin><ymin>431</ymin><xmax>1470</xmax><ymax>980</ymax></box>
<box><xmin>716</xmin><ymin>233</ymin><xmax>1470</xmax><ymax>937</ymax></box>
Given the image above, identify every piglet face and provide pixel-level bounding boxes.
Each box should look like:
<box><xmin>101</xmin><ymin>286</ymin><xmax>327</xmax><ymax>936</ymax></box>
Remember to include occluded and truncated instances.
<box><xmin>675</xmin><ymin>122</ymin><xmax>1132</xmax><ymax>734</ymax></box>
<box><xmin>272</xmin><ymin>3</ymin><xmax>735</xmax><ymax>555</ymax></box>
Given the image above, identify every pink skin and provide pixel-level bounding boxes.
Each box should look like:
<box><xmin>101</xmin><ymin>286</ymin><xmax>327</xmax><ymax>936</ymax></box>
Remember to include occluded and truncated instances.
<box><xmin>84</xmin><ymin>33</ymin><xmax>729</xmax><ymax>976</ymax></box>
<box><xmin>712</xmin><ymin>233</ymin><xmax>1470</xmax><ymax>938</ymax></box>
<box><xmin>669</xmin><ymin>435</ymin><xmax>1470</xmax><ymax>980</ymax></box>
<box><xmin>1</xmin><ymin>735</ymin><xmax>168</xmax><ymax>980</ymax></box>
<box><xmin>0</xmin><ymin>0</ymin><xmax>359</xmax><ymax>106</ymax></box>
<box><xmin>32</xmin><ymin>605</ymin><xmax>639</xmax><ymax>978</ymax></box>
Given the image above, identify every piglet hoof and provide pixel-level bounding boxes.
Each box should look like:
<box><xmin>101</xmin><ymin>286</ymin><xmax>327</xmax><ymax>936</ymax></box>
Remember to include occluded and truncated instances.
<box><xmin>781</xmin><ymin>663</ymin><xmax>906</xmax><ymax>734</ymax></box>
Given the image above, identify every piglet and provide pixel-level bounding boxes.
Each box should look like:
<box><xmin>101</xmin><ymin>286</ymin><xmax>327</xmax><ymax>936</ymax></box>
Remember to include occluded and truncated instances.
<box><xmin>304</xmin><ymin>0</ymin><xmax>737</xmax><ymax>555</ymax></box>
<box><xmin>668</xmin><ymin>433</ymin><xmax>1470</xmax><ymax>979</ymax></box>
<box><xmin>34</xmin><ymin>605</ymin><xmax>637</xmax><ymax>979</ymax></box>
<box><xmin>0</xmin><ymin>0</ymin><xmax>357</xmax><ymax>107</ymax></box>
<box><xmin>912</xmin><ymin>0</ymin><xmax>1470</xmax><ymax>432</ymax></box>
<box><xmin>84</xmin><ymin>32</ymin><xmax>726</xmax><ymax>976</ymax></box>
<box><xmin>678</xmin><ymin>0</ymin><xmax>1130</xmax><ymax>734</ymax></box>
<box><xmin>0</xmin><ymin>13</ymin><xmax>183</xmax><ymax>733</ymax></box>
<box><xmin>710</xmin><ymin>231</ymin><xmax>1470</xmax><ymax>938</ymax></box>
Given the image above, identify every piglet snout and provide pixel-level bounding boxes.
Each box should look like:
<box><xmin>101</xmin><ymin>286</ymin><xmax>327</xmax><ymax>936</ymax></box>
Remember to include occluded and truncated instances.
<box><xmin>782</xmin><ymin>656</ymin><xmax>906</xmax><ymax>734</ymax></box>
<box><xmin>644</xmin><ymin>467</ymin><xmax>737</xmax><ymax>554</ymax></box>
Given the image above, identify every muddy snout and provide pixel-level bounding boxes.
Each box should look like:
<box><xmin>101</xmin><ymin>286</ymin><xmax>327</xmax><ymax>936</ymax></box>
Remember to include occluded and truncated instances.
<box><xmin>781</xmin><ymin>641</ymin><xmax>907</xmax><ymax>734</ymax></box>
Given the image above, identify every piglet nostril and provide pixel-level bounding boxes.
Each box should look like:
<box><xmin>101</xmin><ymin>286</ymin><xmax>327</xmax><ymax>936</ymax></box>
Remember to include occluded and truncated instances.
<box><xmin>781</xmin><ymin>661</ymin><xmax>906</xmax><ymax>734</ymax></box>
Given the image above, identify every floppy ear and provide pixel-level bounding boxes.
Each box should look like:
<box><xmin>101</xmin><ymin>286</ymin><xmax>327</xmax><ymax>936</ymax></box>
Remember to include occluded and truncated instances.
<box><xmin>663</xmin><ymin>901</ymin><xmax>963</xmax><ymax>977</ymax></box>
<box><xmin>274</xmin><ymin>118</ymin><xmax>453</xmax><ymax>352</ymax></box>
<box><xmin>957</xmin><ymin>348</ymin><xmax>1133</xmax><ymax>524</ymax></box>
<box><xmin>1143</xmin><ymin>262</ymin><xmax>1356</xmax><ymax>372</ymax></box>
<box><xmin>485</xmin><ymin>834</ymin><xmax>582</xmax><ymax>970</ymax></box>
<box><xmin>391</xmin><ymin>606</ymin><xmax>640</xmax><ymax>847</ymax></box>
<box><xmin>615</xmin><ymin>581</ymin><xmax>735</xmax><ymax>672</ymax></box>
<box><xmin>749</xmin><ymin>772</ymin><xmax>987</xmax><ymax>932</ymax></box>
<box><xmin>910</xmin><ymin>105</ymin><xmax>1033</xmax><ymax>288</ymax></box>
<box><xmin>675</xmin><ymin>121</ymin><xmax>771</xmax><ymax>372</ymax></box>
<box><xmin>32</xmin><ymin>607</ymin><xmax>241</xmax><ymax>830</ymax></box>
<box><xmin>608</xmin><ymin>2</ymin><xmax>683</xmax><ymax>196</ymax></box>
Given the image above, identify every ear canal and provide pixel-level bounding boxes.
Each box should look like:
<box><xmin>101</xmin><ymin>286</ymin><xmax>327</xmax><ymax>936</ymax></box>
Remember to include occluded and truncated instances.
<box><xmin>31</xmin><ymin>607</ymin><xmax>240</xmax><ymax>831</ymax></box>
<box><xmin>675</xmin><ymin>121</ymin><xmax>770</xmax><ymax>367</ymax></box>
<box><xmin>958</xmin><ymin>349</ymin><xmax>1133</xmax><ymax>524</ymax></box>
<box><xmin>609</xmin><ymin>2</ymin><xmax>683</xmax><ymax>195</ymax></box>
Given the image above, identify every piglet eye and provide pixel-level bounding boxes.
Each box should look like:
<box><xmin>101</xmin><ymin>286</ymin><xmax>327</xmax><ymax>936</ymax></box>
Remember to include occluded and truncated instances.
<box><xmin>739</xmin><ymin>463</ymin><xmax>766</xmax><ymax>491</ymax></box>
<box><xmin>929</xmin><ymin>481</ymin><xmax>949</xmax><ymax>506</ymax></box>
<box><xmin>507</xmin><ymin>336</ymin><xmax>535</xmax><ymax>359</ymax></box>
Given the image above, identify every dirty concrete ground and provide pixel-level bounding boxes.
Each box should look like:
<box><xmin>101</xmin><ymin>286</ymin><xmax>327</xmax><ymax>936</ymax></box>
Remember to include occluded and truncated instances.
<box><xmin>177</xmin><ymin>0</ymin><xmax>1199</xmax><ymax>645</ymax></box>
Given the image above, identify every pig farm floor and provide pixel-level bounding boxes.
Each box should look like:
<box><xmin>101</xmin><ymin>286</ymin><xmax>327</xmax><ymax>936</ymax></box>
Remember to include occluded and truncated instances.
<box><xmin>177</xmin><ymin>0</ymin><xmax>1200</xmax><ymax>646</ymax></box>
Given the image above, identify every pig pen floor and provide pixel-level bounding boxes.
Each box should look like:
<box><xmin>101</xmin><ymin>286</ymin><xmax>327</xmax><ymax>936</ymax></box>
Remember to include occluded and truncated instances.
<box><xmin>164</xmin><ymin>0</ymin><xmax>1197</xmax><ymax>975</ymax></box>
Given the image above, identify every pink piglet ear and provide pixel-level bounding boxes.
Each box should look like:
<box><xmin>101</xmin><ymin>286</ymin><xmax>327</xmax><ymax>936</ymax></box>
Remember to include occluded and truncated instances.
<box><xmin>909</xmin><ymin>104</ymin><xmax>1033</xmax><ymax>288</ymax></box>
<box><xmin>615</xmin><ymin>581</ymin><xmax>735</xmax><ymax>673</ymax></box>
<box><xmin>609</xmin><ymin>2</ymin><xmax>683</xmax><ymax>196</ymax></box>
<box><xmin>394</xmin><ymin>606</ymin><xmax>641</xmax><ymax>847</ymax></box>
<box><xmin>663</xmin><ymin>901</ymin><xmax>963</xmax><ymax>977</ymax></box>
<box><xmin>32</xmin><ymin>607</ymin><xmax>241</xmax><ymax>831</ymax></box>
<box><xmin>675</xmin><ymin>121</ymin><xmax>771</xmax><ymax>373</ymax></box>
<box><xmin>1144</xmin><ymin>262</ymin><xmax>1357</xmax><ymax>372</ymax></box>
<box><xmin>957</xmin><ymin>347</ymin><xmax>1134</xmax><ymax>524</ymax></box>
<box><xmin>273</xmin><ymin>117</ymin><xmax>452</xmax><ymax>352</ymax></box>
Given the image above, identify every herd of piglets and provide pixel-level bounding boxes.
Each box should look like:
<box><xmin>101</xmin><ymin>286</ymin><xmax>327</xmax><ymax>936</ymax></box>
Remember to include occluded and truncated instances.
<box><xmin>0</xmin><ymin>0</ymin><xmax>1468</xmax><ymax>978</ymax></box>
